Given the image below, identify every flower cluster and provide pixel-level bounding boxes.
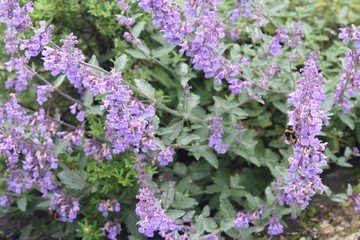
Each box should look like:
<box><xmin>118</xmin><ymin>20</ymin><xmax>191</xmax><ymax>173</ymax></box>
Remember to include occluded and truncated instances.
<box><xmin>276</xmin><ymin>52</ymin><xmax>329</xmax><ymax>209</ymax></box>
<box><xmin>49</xmin><ymin>193</ymin><xmax>80</xmax><ymax>222</ymax></box>
<box><xmin>270</xmin><ymin>22</ymin><xmax>303</xmax><ymax>56</ymax></box>
<box><xmin>267</xmin><ymin>216</ymin><xmax>284</xmax><ymax>235</ymax></box>
<box><xmin>158</xmin><ymin>147</ymin><xmax>174</xmax><ymax>166</ymax></box>
<box><xmin>335</xmin><ymin>26</ymin><xmax>360</xmax><ymax>112</ymax></box>
<box><xmin>134</xmin><ymin>154</ymin><xmax>152</xmax><ymax>188</ymax></box>
<box><xmin>84</xmin><ymin>139</ymin><xmax>112</xmax><ymax>161</ymax></box>
<box><xmin>102</xmin><ymin>221</ymin><xmax>122</xmax><ymax>240</ymax></box>
<box><xmin>208</xmin><ymin>116</ymin><xmax>228</xmax><ymax>154</ymax></box>
<box><xmin>0</xmin><ymin>94</ymin><xmax>58</xmax><ymax>195</ymax></box>
<box><xmin>350</xmin><ymin>193</ymin><xmax>360</xmax><ymax>212</ymax></box>
<box><xmin>36</xmin><ymin>85</ymin><xmax>54</xmax><ymax>105</ymax></box>
<box><xmin>233</xmin><ymin>205</ymin><xmax>264</xmax><ymax>229</ymax></box>
<box><xmin>135</xmin><ymin>188</ymin><xmax>177</xmax><ymax>237</ymax></box>
<box><xmin>98</xmin><ymin>199</ymin><xmax>121</xmax><ymax>217</ymax></box>
<box><xmin>229</xmin><ymin>0</ymin><xmax>252</xmax><ymax>22</ymax></box>
<box><xmin>137</xmin><ymin>0</ymin><xmax>253</xmax><ymax>95</ymax></box>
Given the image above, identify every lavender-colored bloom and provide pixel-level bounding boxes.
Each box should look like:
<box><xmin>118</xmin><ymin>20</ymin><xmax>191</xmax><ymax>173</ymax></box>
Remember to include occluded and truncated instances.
<box><xmin>135</xmin><ymin>188</ymin><xmax>177</xmax><ymax>237</ymax></box>
<box><xmin>84</xmin><ymin>139</ymin><xmax>112</xmax><ymax>161</ymax></box>
<box><xmin>20</xmin><ymin>20</ymin><xmax>53</xmax><ymax>58</ymax></box>
<box><xmin>50</xmin><ymin>193</ymin><xmax>80</xmax><ymax>222</ymax></box>
<box><xmin>36</xmin><ymin>85</ymin><xmax>54</xmax><ymax>105</ymax></box>
<box><xmin>117</xmin><ymin>0</ymin><xmax>130</xmax><ymax>11</ymax></box>
<box><xmin>158</xmin><ymin>147</ymin><xmax>174</xmax><ymax>166</ymax></box>
<box><xmin>208</xmin><ymin>116</ymin><xmax>228</xmax><ymax>154</ymax></box>
<box><xmin>134</xmin><ymin>154</ymin><xmax>152</xmax><ymax>188</ymax></box>
<box><xmin>233</xmin><ymin>212</ymin><xmax>252</xmax><ymax>229</ymax></box>
<box><xmin>0</xmin><ymin>0</ymin><xmax>33</xmax><ymax>33</ymax></box>
<box><xmin>350</xmin><ymin>194</ymin><xmax>360</xmax><ymax>212</ymax></box>
<box><xmin>270</xmin><ymin>37</ymin><xmax>282</xmax><ymax>56</ymax></box>
<box><xmin>102</xmin><ymin>221</ymin><xmax>122</xmax><ymax>240</ymax></box>
<box><xmin>335</xmin><ymin>27</ymin><xmax>360</xmax><ymax>112</ymax></box>
<box><xmin>0</xmin><ymin>195</ymin><xmax>12</xmax><ymax>207</ymax></box>
<box><xmin>0</xmin><ymin>95</ymin><xmax>58</xmax><ymax>196</ymax></box>
<box><xmin>267</xmin><ymin>216</ymin><xmax>284</xmax><ymax>235</ymax></box>
<box><xmin>116</xmin><ymin>15</ymin><xmax>135</xmax><ymax>27</ymax></box>
<box><xmin>98</xmin><ymin>199</ymin><xmax>121</xmax><ymax>217</ymax></box>
<box><xmin>57</xmin><ymin>127</ymin><xmax>84</xmax><ymax>152</ymax></box>
<box><xmin>5</xmin><ymin>56</ymin><xmax>34</xmax><ymax>91</ymax></box>
<box><xmin>276</xmin><ymin>52</ymin><xmax>328</xmax><ymax>209</ymax></box>
<box><xmin>123</xmin><ymin>31</ymin><xmax>141</xmax><ymax>45</ymax></box>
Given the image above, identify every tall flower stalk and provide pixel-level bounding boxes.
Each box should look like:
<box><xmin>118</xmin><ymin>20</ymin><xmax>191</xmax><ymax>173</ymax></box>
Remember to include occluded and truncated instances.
<box><xmin>276</xmin><ymin>52</ymin><xmax>329</xmax><ymax>209</ymax></box>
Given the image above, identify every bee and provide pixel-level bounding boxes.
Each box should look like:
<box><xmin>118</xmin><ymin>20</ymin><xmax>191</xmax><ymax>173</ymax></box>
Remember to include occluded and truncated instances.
<box><xmin>49</xmin><ymin>208</ymin><xmax>59</xmax><ymax>221</ymax></box>
<box><xmin>284</xmin><ymin>125</ymin><xmax>297</xmax><ymax>144</ymax></box>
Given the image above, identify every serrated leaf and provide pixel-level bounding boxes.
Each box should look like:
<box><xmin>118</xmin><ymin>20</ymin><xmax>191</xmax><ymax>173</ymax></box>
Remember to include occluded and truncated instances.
<box><xmin>125</xmin><ymin>49</ymin><xmax>147</xmax><ymax>59</ymax></box>
<box><xmin>114</xmin><ymin>54</ymin><xmax>127</xmax><ymax>72</ymax></box>
<box><xmin>220</xmin><ymin>218</ymin><xmax>234</xmax><ymax>231</ymax></box>
<box><xmin>54</xmin><ymin>138</ymin><xmax>70</xmax><ymax>155</ymax></box>
<box><xmin>58</xmin><ymin>170</ymin><xmax>87</xmax><ymax>191</ymax></box>
<box><xmin>53</xmin><ymin>75</ymin><xmax>66</xmax><ymax>88</ymax></box>
<box><xmin>220</xmin><ymin>199</ymin><xmax>236</xmax><ymax>218</ymax></box>
<box><xmin>152</xmin><ymin>45</ymin><xmax>176</xmax><ymax>58</ymax></box>
<box><xmin>201</xmin><ymin>149</ymin><xmax>219</xmax><ymax>169</ymax></box>
<box><xmin>134</xmin><ymin>79</ymin><xmax>155</xmax><ymax>98</ymax></box>
<box><xmin>84</xmin><ymin>92</ymin><xmax>93</xmax><ymax>107</ymax></box>
<box><xmin>165</xmin><ymin>209</ymin><xmax>186</xmax><ymax>219</ymax></box>
<box><xmin>132</xmin><ymin>21</ymin><xmax>145</xmax><ymax>38</ymax></box>
<box><xmin>176</xmin><ymin>134</ymin><xmax>201</xmax><ymax>145</ymax></box>
<box><xmin>173</xmin><ymin>197</ymin><xmax>198</xmax><ymax>209</ymax></box>
<box><xmin>339</xmin><ymin>113</ymin><xmax>354</xmax><ymax>130</ymax></box>
<box><xmin>173</xmin><ymin>162</ymin><xmax>187</xmax><ymax>176</ymax></box>
<box><xmin>17</xmin><ymin>197</ymin><xmax>27</xmax><ymax>212</ymax></box>
<box><xmin>86</xmin><ymin>106</ymin><xmax>103</xmax><ymax>116</ymax></box>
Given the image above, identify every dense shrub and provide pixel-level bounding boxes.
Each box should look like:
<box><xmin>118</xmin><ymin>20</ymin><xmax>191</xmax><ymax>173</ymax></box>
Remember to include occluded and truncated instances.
<box><xmin>1</xmin><ymin>0</ymin><xmax>360</xmax><ymax>239</ymax></box>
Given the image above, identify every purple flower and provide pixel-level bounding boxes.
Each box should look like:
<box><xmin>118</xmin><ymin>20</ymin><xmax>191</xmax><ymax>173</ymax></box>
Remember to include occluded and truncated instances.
<box><xmin>0</xmin><ymin>0</ymin><xmax>33</xmax><ymax>33</ymax></box>
<box><xmin>123</xmin><ymin>31</ymin><xmax>141</xmax><ymax>45</ymax></box>
<box><xmin>276</xmin><ymin>52</ymin><xmax>328</xmax><ymax>209</ymax></box>
<box><xmin>335</xmin><ymin>27</ymin><xmax>360</xmax><ymax>112</ymax></box>
<box><xmin>158</xmin><ymin>147</ymin><xmax>174</xmax><ymax>166</ymax></box>
<box><xmin>267</xmin><ymin>216</ymin><xmax>284</xmax><ymax>235</ymax></box>
<box><xmin>208</xmin><ymin>116</ymin><xmax>228</xmax><ymax>154</ymax></box>
<box><xmin>49</xmin><ymin>193</ymin><xmax>80</xmax><ymax>222</ymax></box>
<box><xmin>102</xmin><ymin>221</ymin><xmax>122</xmax><ymax>240</ymax></box>
<box><xmin>134</xmin><ymin>154</ymin><xmax>152</xmax><ymax>188</ymax></box>
<box><xmin>233</xmin><ymin>212</ymin><xmax>252</xmax><ymax>229</ymax></box>
<box><xmin>135</xmin><ymin>188</ymin><xmax>177</xmax><ymax>237</ymax></box>
<box><xmin>102</xmin><ymin>221</ymin><xmax>121</xmax><ymax>240</ymax></box>
<box><xmin>5</xmin><ymin>56</ymin><xmax>34</xmax><ymax>91</ymax></box>
<box><xmin>84</xmin><ymin>139</ymin><xmax>112</xmax><ymax>161</ymax></box>
<box><xmin>36</xmin><ymin>85</ymin><xmax>54</xmax><ymax>105</ymax></box>
<box><xmin>350</xmin><ymin>194</ymin><xmax>360</xmax><ymax>212</ymax></box>
<box><xmin>98</xmin><ymin>199</ymin><xmax>121</xmax><ymax>217</ymax></box>
<box><xmin>0</xmin><ymin>195</ymin><xmax>12</xmax><ymax>207</ymax></box>
<box><xmin>117</xmin><ymin>0</ymin><xmax>130</xmax><ymax>11</ymax></box>
<box><xmin>270</xmin><ymin>37</ymin><xmax>282</xmax><ymax>56</ymax></box>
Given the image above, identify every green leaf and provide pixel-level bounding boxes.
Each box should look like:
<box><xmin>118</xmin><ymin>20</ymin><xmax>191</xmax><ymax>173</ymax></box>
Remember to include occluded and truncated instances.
<box><xmin>132</xmin><ymin>21</ymin><xmax>145</xmax><ymax>38</ymax></box>
<box><xmin>331</xmin><ymin>193</ymin><xmax>348</xmax><ymax>203</ymax></box>
<box><xmin>176</xmin><ymin>134</ymin><xmax>201</xmax><ymax>145</ymax></box>
<box><xmin>201</xmin><ymin>205</ymin><xmax>210</xmax><ymax>217</ymax></box>
<box><xmin>173</xmin><ymin>196</ymin><xmax>198</xmax><ymax>209</ymax></box>
<box><xmin>220</xmin><ymin>218</ymin><xmax>234</xmax><ymax>231</ymax></box>
<box><xmin>36</xmin><ymin>200</ymin><xmax>50</xmax><ymax>209</ymax></box>
<box><xmin>114</xmin><ymin>54</ymin><xmax>127</xmax><ymax>72</ymax></box>
<box><xmin>165</xmin><ymin>209</ymin><xmax>186</xmax><ymax>219</ymax></box>
<box><xmin>58</xmin><ymin>170</ymin><xmax>87</xmax><ymax>191</ymax></box>
<box><xmin>339</xmin><ymin>113</ymin><xmax>355</xmax><ymax>130</ymax></box>
<box><xmin>53</xmin><ymin>75</ymin><xmax>66</xmax><ymax>88</ymax></box>
<box><xmin>152</xmin><ymin>45</ymin><xmax>176</xmax><ymax>58</ymax></box>
<box><xmin>134</xmin><ymin>79</ymin><xmax>155</xmax><ymax>98</ymax></box>
<box><xmin>17</xmin><ymin>197</ymin><xmax>27</xmax><ymax>212</ymax></box>
<box><xmin>86</xmin><ymin>106</ymin><xmax>103</xmax><ymax>116</ymax></box>
<box><xmin>19</xmin><ymin>224</ymin><xmax>32</xmax><ymax>240</ymax></box>
<box><xmin>125</xmin><ymin>49</ymin><xmax>147</xmax><ymax>59</ymax></box>
<box><xmin>54</xmin><ymin>138</ymin><xmax>70</xmax><ymax>155</ymax></box>
<box><xmin>220</xmin><ymin>199</ymin><xmax>236</xmax><ymax>218</ymax></box>
<box><xmin>84</xmin><ymin>92</ymin><xmax>94</xmax><ymax>107</ymax></box>
<box><xmin>173</xmin><ymin>162</ymin><xmax>188</xmax><ymax>176</ymax></box>
<box><xmin>201</xmin><ymin>149</ymin><xmax>219</xmax><ymax>169</ymax></box>
<box><xmin>347</xmin><ymin>184</ymin><xmax>353</xmax><ymax>196</ymax></box>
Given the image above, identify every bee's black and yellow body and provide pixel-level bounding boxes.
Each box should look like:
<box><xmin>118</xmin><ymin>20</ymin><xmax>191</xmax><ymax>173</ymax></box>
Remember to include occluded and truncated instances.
<box><xmin>284</xmin><ymin>125</ymin><xmax>297</xmax><ymax>144</ymax></box>
<box><xmin>49</xmin><ymin>208</ymin><xmax>59</xmax><ymax>220</ymax></box>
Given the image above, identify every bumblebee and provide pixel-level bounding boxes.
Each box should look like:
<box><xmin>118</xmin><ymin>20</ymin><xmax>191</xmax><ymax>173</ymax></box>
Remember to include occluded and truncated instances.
<box><xmin>284</xmin><ymin>125</ymin><xmax>297</xmax><ymax>144</ymax></box>
<box><xmin>49</xmin><ymin>208</ymin><xmax>59</xmax><ymax>220</ymax></box>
